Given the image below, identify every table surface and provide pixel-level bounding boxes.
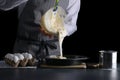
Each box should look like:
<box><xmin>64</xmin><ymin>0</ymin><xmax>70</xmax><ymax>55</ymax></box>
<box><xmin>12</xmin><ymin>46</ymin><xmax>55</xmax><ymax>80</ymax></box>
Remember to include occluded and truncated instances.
<box><xmin>0</xmin><ymin>61</ymin><xmax>120</xmax><ymax>80</ymax></box>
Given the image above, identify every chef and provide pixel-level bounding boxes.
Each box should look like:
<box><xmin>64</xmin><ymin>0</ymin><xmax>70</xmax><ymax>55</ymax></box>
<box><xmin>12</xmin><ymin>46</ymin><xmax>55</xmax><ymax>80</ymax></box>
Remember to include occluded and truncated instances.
<box><xmin>0</xmin><ymin>0</ymin><xmax>80</xmax><ymax>60</ymax></box>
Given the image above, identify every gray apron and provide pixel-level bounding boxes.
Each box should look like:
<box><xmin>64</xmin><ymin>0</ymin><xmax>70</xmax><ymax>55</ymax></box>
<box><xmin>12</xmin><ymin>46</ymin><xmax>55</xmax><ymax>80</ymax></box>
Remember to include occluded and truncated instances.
<box><xmin>13</xmin><ymin>0</ymin><xmax>69</xmax><ymax>59</ymax></box>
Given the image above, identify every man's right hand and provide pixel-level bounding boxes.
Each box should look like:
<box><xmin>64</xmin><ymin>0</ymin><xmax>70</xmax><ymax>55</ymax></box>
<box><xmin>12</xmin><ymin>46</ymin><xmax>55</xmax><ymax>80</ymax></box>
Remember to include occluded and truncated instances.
<box><xmin>40</xmin><ymin>26</ymin><xmax>53</xmax><ymax>38</ymax></box>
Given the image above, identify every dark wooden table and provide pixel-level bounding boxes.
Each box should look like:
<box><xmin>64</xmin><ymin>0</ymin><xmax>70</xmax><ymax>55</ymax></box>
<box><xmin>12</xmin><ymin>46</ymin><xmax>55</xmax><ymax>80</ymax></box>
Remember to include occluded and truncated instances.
<box><xmin>0</xmin><ymin>61</ymin><xmax>119</xmax><ymax>80</ymax></box>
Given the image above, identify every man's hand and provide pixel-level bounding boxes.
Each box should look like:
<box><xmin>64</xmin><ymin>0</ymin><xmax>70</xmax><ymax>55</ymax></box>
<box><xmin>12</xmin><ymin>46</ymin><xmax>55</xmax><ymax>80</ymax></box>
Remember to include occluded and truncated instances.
<box><xmin>40</xmin><ymin>26</ymin><xmax>53</xmax><ymax>38</ymax></box>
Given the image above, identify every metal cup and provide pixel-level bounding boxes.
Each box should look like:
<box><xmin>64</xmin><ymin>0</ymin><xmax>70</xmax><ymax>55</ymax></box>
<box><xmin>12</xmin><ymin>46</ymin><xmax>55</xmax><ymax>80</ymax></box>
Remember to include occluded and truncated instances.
<box><xmin>99</xmin><ymin>50</ymin><xmax>117</xmax><ymax>69</ymax></box>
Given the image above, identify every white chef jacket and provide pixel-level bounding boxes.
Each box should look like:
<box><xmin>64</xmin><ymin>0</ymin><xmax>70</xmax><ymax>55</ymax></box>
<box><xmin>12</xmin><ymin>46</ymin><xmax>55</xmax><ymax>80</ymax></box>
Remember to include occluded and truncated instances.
<box><xmin>0</xmin><ymin>0</ymin><xmax>80</xmax><ymax>36</ymax></box>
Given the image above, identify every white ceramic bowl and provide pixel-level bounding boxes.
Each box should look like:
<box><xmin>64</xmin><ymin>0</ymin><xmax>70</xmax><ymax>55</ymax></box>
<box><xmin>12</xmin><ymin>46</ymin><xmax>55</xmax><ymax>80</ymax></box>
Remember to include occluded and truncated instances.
<box><xmin>40</xmin><ymin>6</ymin><xmax>66</xmax><ymax>34</ymax></box>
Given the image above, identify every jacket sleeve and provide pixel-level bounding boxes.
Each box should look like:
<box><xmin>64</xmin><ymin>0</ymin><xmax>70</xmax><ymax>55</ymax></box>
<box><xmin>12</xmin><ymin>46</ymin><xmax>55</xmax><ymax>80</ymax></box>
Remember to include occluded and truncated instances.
<box><xmin>0</xmin><ymin>0</ymin><xmax>28</xmax><ymax>11</ymax></box>
<box><xmin>64</xmin><ymin>0</ymin><xmax>80</xmax><ymax>36</ymax></box>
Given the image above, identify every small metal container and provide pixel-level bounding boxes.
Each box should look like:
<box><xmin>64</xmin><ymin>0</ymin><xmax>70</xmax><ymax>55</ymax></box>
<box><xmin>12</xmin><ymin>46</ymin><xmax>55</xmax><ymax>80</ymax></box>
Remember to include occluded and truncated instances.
<box><xmin>99</xmin><ymin>50</ymin><xmax>117</xmax><ymax>69</ymax></box>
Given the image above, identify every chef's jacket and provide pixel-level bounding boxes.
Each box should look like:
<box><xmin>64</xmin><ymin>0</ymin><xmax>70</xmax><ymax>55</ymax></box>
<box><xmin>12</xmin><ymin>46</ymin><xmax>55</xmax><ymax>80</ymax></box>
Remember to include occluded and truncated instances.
<box><xmin>0</xmin><ymin>0</ymin><xmax>80</xmax><ymax>58</ymax></box>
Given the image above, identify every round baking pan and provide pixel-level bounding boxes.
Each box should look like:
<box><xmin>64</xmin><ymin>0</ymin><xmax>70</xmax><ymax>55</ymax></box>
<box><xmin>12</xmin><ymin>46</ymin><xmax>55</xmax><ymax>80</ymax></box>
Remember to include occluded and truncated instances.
<box><xmin>45</xmin><ymin>55</ymin><xmax>88</xmax><ymax>66</ymax></box>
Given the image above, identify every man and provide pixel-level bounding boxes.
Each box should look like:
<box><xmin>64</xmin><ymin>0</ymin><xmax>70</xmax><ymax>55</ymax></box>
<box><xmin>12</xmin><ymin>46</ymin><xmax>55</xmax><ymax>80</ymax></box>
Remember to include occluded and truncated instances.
<box><xmin>0</xmin><ymin>0</ymin><xmax>80</xmax><ymax>59</ymax></box>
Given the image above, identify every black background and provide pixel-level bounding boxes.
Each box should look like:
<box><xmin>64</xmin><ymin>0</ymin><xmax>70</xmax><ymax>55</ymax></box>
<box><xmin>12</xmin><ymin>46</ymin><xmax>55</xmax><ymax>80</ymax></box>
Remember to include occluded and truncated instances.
<box><xmin>0</xmin><ymin>0</ymin><xmax>119</xmax><ymax>62</ymax></box>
